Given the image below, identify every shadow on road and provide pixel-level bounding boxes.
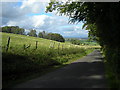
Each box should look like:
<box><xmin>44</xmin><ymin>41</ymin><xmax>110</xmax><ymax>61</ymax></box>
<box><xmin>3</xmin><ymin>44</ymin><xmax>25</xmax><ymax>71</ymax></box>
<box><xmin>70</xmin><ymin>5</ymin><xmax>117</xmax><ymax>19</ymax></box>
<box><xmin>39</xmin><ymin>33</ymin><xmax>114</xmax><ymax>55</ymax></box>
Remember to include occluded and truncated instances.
<box><xmin>14</xmin><ymin>50</ymin><xmax>108</xmax><ymax>88</ymax></box>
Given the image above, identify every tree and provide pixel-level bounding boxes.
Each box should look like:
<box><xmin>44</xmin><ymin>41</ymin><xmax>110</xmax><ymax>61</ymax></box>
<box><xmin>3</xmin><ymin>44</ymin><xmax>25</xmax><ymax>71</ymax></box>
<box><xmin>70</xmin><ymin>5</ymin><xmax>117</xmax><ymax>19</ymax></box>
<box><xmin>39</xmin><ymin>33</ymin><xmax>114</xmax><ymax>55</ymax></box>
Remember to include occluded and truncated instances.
<box><xmin>38</xmin><ymin>31</ymin><xmax>65</xmax><ymax>42</ymax></box>
<box><xmin>2</xmin><ymin>26</ymin><xmax>11</xmax><ymax>33</ymax></box>
<box><xmin>70</xmin><ymin>39</ymin><xmax>81</xmax><ymax>45</ymax></box>
<box><xmin>2</xmin><ymin>26</ymin><xmax>25</xmax><ymax>35</ymax></box>
<box><xmin>27</xmin><ymin>29</ymin><xmax>37</xmax><ymax>37</ymax></box>
<box><xmin>19</xmin><ymin>28</ymin><xmax>25</xmax><ymax>35</ymax></box>
<box><xmin>46</xmin><ymin>1</ymin><xmax>120</xmax><ymax>87</ymax></box>
<box><xmin>38</xmin><ymin>30</ymin><xmax>65</xmax><ymax>42</ymax></box>
<box><xmin>42</xmin><ymin>31</ymin><xmax>47</xmax><ymax>38</ymax></box>
<box><xmin>46</xmin><ymin>2</ymin><xmax>120</xmax><ymax>46</ymax></box>
<box><xmin>38</xmin><ymin>32</ymin><xmax>43</xmax><ymax>38</ymax></box>
<box><xmin>46</xmin><ymin>33</ymin><xmax>65</xmax><ymax>42</ymax></box>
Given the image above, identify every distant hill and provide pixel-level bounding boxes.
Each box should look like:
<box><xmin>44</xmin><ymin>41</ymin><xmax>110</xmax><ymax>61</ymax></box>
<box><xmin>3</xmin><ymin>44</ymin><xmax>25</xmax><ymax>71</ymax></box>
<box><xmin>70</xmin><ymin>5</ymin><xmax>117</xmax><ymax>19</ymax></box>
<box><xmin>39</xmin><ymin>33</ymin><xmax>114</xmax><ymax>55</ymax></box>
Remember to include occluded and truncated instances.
<box><xmin>64</xmin><ymin>37</ymin><xmax>88</xmax><ymax>40</ymax></box>
<box><xmin>64</xmin><ymin>36</ymin><xmax>88</xmax><ymax>39</ymax></box>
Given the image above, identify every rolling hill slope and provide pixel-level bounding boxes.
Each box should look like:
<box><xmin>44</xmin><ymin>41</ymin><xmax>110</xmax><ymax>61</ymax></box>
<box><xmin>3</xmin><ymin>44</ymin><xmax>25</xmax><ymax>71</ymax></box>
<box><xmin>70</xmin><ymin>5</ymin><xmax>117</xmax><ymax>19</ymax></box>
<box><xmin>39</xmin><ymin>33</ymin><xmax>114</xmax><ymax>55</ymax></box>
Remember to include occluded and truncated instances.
<box><xmin>1</xmin><ymin>32</ymin><xmax>99</xmax><ymax>88</ymax></box>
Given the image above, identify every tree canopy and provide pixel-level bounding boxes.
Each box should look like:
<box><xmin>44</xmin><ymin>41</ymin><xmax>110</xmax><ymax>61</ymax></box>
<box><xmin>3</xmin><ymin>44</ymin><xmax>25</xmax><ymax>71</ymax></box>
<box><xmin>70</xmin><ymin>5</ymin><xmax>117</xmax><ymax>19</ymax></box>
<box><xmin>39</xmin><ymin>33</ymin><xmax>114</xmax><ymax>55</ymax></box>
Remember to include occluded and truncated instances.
<box><xmin>38</xmin><ymin>32</ymin><xmax>44</xmax><ymax>38</ymax></box>
<box><xmin>47</xmin><ymin>33</ymin><xmax>65</xmax><ymax>42</ymax></box>
<box><xmin>46</xmin><ymin>1</ymin><xmax>120</xmax><ymax>47</ymax></box>
<box><xmin>46</xmin><ymin>1</ymin><xmax>120</xmax><ymax>88</ymax></box>
<box><xmin>38</xmin><ymin>31</ymin><xmax>65</xmax><ymax>42</ymax></box>
<box><xmin>27</xmin><ymin>29</ymin><xmax>37</xmax><ymax>37</ymax></box>
<box><xmin>1</xmin><ymin>26</ymin><xmax>25</xmax><ymax>35</ymax></box>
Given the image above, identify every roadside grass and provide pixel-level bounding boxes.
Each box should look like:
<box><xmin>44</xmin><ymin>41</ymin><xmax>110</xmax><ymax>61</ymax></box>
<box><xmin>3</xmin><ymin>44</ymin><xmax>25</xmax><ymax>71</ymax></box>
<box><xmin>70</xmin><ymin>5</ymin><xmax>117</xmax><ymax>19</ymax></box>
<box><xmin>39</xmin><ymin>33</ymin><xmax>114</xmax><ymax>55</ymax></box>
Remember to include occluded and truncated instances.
<box><xmin>1</xmin><ymin>32</ymin><xmax>100</xmax><ymax>88</ymax></box>
<box><xmin>101</xmin><ymin>50</ymin><xmax>120</xmax><ymax>89</ymax></box>
<box><xmin>3</xmin><ymin>48</ymin><xmax>94</xmax><ymax>88</ymax></box>
<box><xmin>104</xmin><ymin>61</ymin><xmax>120</xmax><ymax>88</ymax></box>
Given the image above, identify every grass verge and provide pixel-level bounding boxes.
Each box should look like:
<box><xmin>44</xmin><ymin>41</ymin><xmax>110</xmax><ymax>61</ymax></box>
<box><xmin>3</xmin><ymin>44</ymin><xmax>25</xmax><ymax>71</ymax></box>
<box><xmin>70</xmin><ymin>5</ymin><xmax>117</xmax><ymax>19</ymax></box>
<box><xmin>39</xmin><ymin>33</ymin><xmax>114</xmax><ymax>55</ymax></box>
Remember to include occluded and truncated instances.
<box><xmin>101</xmin><ymin>49</ymin><xmax>120</xmax><ymax>89</ymax></box>
<box><xmin>104</xmin><ymin>61</ymin><xmax>120</xmax><ymax>88</ymax></box>
<box><xmin>3</xmin><ymin>48</ymin><xmax>94</xmax><ymax>88</ymax></box>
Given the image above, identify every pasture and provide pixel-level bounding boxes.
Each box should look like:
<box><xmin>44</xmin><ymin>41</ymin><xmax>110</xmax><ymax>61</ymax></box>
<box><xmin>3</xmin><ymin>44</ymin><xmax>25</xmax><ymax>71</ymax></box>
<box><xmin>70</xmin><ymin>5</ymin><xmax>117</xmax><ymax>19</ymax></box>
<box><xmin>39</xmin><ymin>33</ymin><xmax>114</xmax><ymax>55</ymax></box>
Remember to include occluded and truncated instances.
<box><xmin>1</xmin><ymin>32</ymin><xmax>100</xmax><ymax>87</ymax></box>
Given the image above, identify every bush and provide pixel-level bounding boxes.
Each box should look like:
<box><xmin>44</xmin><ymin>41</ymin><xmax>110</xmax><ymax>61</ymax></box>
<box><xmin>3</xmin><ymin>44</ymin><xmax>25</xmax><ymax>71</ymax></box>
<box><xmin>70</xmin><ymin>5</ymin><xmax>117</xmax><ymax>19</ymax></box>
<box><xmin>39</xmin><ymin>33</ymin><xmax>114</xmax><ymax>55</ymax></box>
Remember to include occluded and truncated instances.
<box><xmin>103</xmin><ymin>47</ymin><xmax>120</xmax><ymax>88</ymax></box>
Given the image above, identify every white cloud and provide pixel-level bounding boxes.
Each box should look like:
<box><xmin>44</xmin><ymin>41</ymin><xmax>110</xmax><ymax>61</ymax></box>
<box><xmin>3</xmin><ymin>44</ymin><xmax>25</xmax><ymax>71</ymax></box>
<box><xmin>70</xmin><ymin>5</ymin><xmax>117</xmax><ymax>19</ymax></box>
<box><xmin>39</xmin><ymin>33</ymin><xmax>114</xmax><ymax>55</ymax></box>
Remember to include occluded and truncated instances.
<box><xmin>32</xmin><ymin>15</ymin><xmax>49</xmax><ymax>27</ymax></box>
<box><xmin>6</xmin><ymin>14</ymin><xmax>53</xmax><ymax>30</ymax></box>
<box><xmin>7</xmin><ymin>21</ymin><xmax>17</xmax><ymax>26</ymax></box>
<box><xmin>1</xmin><ymin>1</ymin><xmax>88</xmax><ymax>38</ymax></box>
<box><xmin>20</xmin><ymin>0</ymin><xmax>48</xmax><ymax>14</ymax></box>
<box><xmin>61</xmin><ymin>25</ymin><xmax>88</xmax><ymax>38</ymax></box>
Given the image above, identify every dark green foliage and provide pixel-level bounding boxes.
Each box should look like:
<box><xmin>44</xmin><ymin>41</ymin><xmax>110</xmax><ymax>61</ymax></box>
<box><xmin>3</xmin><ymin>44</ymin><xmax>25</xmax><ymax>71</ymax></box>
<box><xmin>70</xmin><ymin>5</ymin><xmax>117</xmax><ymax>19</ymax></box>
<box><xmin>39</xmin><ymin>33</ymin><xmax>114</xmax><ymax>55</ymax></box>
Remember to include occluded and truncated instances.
<box><xmin>2</xmin><ymin>26</ymin><xmax>25</xmax><ymax>35</ymax></box>
<box><xmin>46</xmin><ymin>33</ymin><xmax>65</xmax><ymax>42</ymax></box>
<box><xmin>103</xmin><ymin>47</ymin><xmax>120</xmax><ymax>88</ymax></box>
<box><xmin>46</xmin><ymin>1</ymin><xmax>120</xmax><ymax>88</ymax></box>
<box><xmin>38</xmin><ymin>32</ymin><xmax>43</xmax><ymax>38</ymax></box>
<box><xmin>38</xmin><ymin>31</ymin><xmax>65</xmax><ymax>42</ymax></box>
<box><xmin>70</xmin><ymin>39</ymin><xmax>81</xmax><ymax>45</ymax></box>
<box><xmin>27</xmin><ymin>29</ymin><xmax>37</xmax><ymax>37</ymax></box>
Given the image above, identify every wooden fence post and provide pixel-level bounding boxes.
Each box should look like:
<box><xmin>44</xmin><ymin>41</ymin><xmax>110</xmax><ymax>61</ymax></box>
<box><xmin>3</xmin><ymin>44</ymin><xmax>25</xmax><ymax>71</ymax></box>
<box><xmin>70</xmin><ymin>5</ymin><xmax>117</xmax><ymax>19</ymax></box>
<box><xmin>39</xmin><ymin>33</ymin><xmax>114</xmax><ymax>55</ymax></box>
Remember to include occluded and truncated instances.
<box><xmin>36</xmin><ymin>41</ymin><xmax>38</xmax><ymax>49</ymax></box>
<box><xmin>23</xmin><ymin>44</ymin><xmax>26</xmax><ymax>50</ymax></box>
<box><xmin>6</xmin><ymin>37</ymin><xmax>10</xmax><ymax>52</ymax></box>
<box><xmin>58</xmin><ymin>43</ymin><xmax>60</xmax><ymax>54</ymax></box>
<box><xmin>62</xmin><ymin>44</ymin><xmax>64</xmax><ymax>50</ymax></box>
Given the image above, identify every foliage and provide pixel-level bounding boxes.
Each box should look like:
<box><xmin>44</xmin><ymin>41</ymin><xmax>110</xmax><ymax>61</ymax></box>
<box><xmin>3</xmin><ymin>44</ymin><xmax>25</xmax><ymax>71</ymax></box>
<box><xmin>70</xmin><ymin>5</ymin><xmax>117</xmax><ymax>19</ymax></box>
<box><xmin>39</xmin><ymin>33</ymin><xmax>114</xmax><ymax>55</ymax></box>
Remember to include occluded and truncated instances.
<box><xmin>46</xmin><ymin>1</ymin><xmax>120</xmax><ymax>88</ymax></box>
<box><xmin>1</xmin><ymin>26</ymin><xmax>65</xmax><ymax>42</ymax></box>
<box><xmin>69</xmin><ymin>38</ymin><xmax>81</xmax><ymax>45</ymax></box>
<box><xmin>38</xmin><ymin>31</ymin><xmax>65</xmax><ymax>42</ymax></box>
<box><xmin>1</xmin><ymin>26</ymin><xmax>25</xmax><ymax>35</ymax></box>
<box><xmin>38</xmin><ymin>32</ymin><xmax>43</xmax><ymax>38</ymax></box>
<box><xmin>66</xmin><ymin>38</ymin><xmax>98</xmax><ymax>45</ymax></box>
<box><xmin>46</xmin><ymin>2</ymin><xmax>120</xmax><ymax>47</ymax></box>
<box><xmin>27</xmin><ymin>29</ymin><xmax>37</xmax><ymax>37</ymax></box>
<box><xmin>46</xmin><ymin>33</ymin><xmax>65</xmax><ymax>42</ymax></box>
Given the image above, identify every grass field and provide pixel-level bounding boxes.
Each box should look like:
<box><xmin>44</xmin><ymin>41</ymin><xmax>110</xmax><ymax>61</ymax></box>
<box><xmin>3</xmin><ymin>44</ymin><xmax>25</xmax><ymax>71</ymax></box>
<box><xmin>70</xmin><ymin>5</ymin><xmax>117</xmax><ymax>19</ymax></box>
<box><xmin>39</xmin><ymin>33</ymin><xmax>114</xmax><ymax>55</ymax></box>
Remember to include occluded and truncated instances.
<box><xmin>1</xmin><ymin>32</ymin><xmax>100</xmax><ymax>88</ymax></box>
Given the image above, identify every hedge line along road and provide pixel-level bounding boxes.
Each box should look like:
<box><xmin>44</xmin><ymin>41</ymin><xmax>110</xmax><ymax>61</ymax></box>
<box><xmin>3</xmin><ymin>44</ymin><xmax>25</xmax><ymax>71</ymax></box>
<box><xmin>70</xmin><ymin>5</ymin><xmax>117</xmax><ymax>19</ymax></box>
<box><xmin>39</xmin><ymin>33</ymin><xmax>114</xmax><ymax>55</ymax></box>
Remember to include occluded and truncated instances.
<box><xmin>14</xmin><ymin>50</ymin><xmax>108</xmax><ymax>88</ymax></box>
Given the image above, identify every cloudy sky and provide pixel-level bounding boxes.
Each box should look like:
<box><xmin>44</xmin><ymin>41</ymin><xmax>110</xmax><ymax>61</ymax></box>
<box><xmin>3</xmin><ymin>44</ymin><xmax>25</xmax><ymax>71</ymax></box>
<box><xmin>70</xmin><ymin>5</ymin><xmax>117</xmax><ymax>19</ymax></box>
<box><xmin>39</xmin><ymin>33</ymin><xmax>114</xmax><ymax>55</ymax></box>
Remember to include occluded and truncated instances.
<box><xmin>0</xmin><ymin>0</ymin><xmax>88</xmax><ymax>38</ymax></box>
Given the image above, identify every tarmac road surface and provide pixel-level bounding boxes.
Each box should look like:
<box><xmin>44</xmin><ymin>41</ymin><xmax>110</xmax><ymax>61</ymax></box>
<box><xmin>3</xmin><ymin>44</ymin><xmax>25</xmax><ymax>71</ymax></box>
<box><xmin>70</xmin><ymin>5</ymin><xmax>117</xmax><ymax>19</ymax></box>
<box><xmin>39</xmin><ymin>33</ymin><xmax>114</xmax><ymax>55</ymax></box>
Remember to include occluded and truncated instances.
<box><xmin>14</xmin><ymin>50</ymin><xmax>108</xmax><ymax>88</ymax></box>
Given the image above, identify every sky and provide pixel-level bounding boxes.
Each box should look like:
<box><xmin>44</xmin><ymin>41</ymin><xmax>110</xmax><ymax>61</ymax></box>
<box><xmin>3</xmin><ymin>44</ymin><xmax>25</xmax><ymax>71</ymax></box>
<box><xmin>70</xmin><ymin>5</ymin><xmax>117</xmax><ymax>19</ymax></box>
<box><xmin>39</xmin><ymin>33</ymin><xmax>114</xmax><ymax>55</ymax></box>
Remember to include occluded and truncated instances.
<box><xmin>0</xmin><ymin>0</ymin><xmax>88</xmax><ymax>38</ymax></box>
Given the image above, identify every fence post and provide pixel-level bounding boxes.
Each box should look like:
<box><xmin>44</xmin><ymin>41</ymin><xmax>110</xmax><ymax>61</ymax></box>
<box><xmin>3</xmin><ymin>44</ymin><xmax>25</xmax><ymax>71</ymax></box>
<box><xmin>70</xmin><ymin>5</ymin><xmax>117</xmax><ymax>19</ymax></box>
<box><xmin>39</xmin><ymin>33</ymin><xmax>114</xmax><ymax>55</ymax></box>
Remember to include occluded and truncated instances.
<box><xmin>58</xmin><ymin>43</ymin><xmax>60</xmax><ymax>54</ymax></box>
<box><xmin>36</xmin><ymin>41</ymin><xmax>38</xmax><ymax>49</ymax></box>
<box><xmin>62</xmin><ymin>44</ymin><xmax>64</xmax><ymax>50</ymax></box>
<box><xmin>6</xmin><ymin>37</ymin><xmax>10</xmax><ymax>52</ymax></box>
<box><xmin>23</xmin><ymin>44</ymin><xmax>26</xmax><ymax>50</ymax></box>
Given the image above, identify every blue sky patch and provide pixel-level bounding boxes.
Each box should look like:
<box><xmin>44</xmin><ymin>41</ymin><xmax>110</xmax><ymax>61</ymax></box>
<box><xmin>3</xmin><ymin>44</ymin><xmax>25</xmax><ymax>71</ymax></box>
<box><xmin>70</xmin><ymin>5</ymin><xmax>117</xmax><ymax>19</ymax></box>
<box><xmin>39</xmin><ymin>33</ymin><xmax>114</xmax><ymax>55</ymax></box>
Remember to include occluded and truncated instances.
<box><xmin>1</xmin><ymin>1</ymin><xmax>88</xmax><ymax>38</ymax></box>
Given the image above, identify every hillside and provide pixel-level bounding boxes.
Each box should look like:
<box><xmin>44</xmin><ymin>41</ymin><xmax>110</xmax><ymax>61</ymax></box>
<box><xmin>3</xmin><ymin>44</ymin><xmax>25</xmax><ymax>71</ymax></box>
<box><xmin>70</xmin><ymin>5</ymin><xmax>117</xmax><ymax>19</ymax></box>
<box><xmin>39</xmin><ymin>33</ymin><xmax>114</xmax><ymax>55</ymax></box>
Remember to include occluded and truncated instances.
<box><xmin>2</xmin><ymin>32</ymin><xmax>100</xmax><ymax>50</ymax></box>
<box><xmin>2</xmin><ymin>32</ymin><xmax>66</xmax><ymax>50</ymax></box>
<box><xmin>2</xmin><ymin>32</ymin><xmax>100</xmax><ymax>88</ymax></box>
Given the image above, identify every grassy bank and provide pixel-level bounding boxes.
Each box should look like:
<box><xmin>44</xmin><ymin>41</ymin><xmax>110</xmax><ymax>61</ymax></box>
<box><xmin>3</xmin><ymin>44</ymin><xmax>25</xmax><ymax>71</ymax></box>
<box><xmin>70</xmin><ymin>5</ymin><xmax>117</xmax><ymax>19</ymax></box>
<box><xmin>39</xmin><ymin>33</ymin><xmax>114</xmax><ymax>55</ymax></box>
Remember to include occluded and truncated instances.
<box><xmin>3</xmin><ymin>48</ymin><xmax>94</xmax><ymax>88</ymax></box>
<box><xmin>105</xmin><ymin>61</ymin><xmax>120</xmax><ymax>88</ymax></box>
<box><xmin>101</xmin><ymin>49</ymin><xmax>120</xmax><ymax>89</ymax></box>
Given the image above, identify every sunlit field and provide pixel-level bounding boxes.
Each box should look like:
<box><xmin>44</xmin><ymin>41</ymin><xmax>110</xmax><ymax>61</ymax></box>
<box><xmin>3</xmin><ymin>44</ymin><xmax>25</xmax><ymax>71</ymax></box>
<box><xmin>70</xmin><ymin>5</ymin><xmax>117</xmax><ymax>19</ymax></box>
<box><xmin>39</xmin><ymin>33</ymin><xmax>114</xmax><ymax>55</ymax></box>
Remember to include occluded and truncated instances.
<box><xmin>2</xmin><ymin>32</ymin><xmax>100</xmax><ymax>87</ymax></box>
